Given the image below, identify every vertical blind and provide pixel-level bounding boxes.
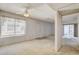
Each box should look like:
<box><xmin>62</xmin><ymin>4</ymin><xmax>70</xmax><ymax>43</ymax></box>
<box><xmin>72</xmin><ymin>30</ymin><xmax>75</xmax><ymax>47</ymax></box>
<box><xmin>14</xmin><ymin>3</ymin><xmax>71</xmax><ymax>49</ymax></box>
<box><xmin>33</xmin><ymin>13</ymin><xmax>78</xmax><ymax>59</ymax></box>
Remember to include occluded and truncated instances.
<box><xmin>0</xmin><ymin>16</ymin><xmax>26</xmax><ymax>38</ymax></box>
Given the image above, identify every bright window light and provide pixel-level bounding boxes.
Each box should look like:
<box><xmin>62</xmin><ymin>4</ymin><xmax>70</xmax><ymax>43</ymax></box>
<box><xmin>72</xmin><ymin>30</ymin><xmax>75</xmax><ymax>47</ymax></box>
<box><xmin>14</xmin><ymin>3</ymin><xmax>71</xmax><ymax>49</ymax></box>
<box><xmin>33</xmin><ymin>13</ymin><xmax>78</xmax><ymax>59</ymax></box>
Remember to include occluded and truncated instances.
<box><xmin>0</xmin><ymin>16</ymin><xmax>26</xmax><ymax>38</ymax></box>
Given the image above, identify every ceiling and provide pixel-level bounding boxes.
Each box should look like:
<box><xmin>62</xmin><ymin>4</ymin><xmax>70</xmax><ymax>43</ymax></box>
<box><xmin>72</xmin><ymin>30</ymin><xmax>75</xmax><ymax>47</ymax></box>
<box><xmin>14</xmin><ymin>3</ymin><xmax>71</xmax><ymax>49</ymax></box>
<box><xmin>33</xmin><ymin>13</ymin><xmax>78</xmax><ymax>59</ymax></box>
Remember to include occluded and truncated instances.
<box><xmin>0</xmin><ymin>3</ymin><xmax>79</xmax><ymax>23</ymax></box>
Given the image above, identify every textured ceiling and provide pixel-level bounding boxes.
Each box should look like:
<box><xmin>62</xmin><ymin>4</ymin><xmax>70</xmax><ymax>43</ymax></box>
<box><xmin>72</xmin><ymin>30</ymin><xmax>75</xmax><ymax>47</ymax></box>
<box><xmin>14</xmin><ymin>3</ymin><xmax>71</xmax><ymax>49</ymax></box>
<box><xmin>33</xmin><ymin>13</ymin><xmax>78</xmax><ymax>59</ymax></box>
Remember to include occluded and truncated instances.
<box><xmin>48</xmin><ymin>3</ymin><xmax>72</xmax><ymax>10</ymax></box>
<box><xmin>0</xmin><ymin>3</ymin><xmax>79</xmax><ymax>23</ymax></box>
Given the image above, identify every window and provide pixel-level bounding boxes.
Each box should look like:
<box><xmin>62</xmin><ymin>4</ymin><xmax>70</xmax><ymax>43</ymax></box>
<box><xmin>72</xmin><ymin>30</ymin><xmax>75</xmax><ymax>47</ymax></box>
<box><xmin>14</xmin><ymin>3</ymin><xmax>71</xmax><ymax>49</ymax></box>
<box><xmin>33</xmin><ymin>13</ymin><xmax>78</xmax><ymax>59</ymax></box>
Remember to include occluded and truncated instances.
<box><xmin>15</xmin><ymin>20</ymin><xmax>26</xmax><ymax>35</ymax></box>
<box><xmin>0</xmin><ymin>16</ymin><xmax>26</xmax><ymax>38</ymax></box>
<box><xmin>1</xmin><ymin>17</ymin><xmax>15</xmax><ymax>37</ymax></box>
<box><xmin>64</xmin><ymin>24</ymin><xmax>74</xmax><ymax>37</ymax></box>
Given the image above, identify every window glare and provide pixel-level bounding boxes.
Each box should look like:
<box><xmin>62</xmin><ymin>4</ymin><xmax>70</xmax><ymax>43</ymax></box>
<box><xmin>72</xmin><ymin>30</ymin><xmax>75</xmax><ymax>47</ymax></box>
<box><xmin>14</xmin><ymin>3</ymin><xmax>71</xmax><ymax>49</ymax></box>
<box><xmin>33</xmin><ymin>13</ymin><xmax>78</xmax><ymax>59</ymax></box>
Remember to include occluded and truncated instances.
<box><xmin>0</xmin><ymin>16</ymin><xmax>26</xmax><ymax>38</ymax></box>
<box><xmin>64</xmin><ymin>24</ymin><xmax>74</xmax><ymax>38</ymax></box>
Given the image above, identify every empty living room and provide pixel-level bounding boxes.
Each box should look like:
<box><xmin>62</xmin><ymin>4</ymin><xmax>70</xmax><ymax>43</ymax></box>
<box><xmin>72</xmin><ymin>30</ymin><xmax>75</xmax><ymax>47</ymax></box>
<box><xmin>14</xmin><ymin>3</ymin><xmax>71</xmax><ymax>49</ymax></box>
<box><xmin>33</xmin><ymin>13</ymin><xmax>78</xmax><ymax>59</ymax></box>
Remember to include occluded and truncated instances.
<box><xmin>0</xmin><ymin>2</ymin><xmax>79</xmax><ymax>55</ymax></box>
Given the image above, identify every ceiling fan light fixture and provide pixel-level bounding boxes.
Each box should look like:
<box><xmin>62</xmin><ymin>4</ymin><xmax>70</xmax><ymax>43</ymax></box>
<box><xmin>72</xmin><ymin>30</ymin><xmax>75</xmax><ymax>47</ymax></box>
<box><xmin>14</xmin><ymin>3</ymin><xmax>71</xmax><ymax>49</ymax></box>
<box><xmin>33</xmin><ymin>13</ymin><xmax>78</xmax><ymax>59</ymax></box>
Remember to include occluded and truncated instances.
<box><xmin>24</xmin><ymin>13</ymin><xmax>30</xmax><ymax>17</ymax></box>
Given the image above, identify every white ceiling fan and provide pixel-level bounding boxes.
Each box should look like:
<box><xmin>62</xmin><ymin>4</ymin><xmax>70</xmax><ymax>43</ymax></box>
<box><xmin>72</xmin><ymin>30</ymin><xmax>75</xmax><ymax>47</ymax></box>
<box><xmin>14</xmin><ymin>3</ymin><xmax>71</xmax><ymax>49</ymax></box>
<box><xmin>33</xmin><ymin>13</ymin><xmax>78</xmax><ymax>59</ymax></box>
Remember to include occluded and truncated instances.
<box><xmin>24</xmin><ymin>9</ymin><xmax>30</xmax><ymax>17</ymax></box>
<box><xmin>23</xmin><ymin>3</ymin><xmax>45</xmax><ymax>17</ymax></box>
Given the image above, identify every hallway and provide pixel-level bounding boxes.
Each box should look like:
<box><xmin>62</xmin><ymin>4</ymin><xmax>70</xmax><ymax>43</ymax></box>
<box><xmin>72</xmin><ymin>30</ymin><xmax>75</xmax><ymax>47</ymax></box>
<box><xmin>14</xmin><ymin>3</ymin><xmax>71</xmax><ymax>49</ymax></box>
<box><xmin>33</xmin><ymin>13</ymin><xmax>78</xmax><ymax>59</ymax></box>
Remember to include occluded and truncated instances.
<box><xmin>0</xmin><ymin>36</ymin><xmax>79</xmax><ymax>55</ymax></box>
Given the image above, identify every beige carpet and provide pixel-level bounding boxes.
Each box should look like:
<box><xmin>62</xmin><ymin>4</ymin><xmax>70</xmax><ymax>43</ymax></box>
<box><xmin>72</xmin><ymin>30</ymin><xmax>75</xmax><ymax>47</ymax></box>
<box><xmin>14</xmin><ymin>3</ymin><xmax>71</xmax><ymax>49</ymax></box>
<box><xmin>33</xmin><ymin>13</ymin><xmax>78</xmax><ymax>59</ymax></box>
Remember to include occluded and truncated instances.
<box><xmin>0</xmin><ymin>36</ymin><xmax>79</xmax><ymax>55</ymax></box>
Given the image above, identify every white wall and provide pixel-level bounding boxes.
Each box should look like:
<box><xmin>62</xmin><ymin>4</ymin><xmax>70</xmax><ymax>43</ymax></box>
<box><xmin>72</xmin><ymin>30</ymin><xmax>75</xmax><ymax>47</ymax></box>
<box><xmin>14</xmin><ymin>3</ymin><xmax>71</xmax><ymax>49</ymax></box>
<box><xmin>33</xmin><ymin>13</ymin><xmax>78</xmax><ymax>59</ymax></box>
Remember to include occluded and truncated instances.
<box><xmin>0</xmin><ymin>17</ymin><xmax>54</xmax><ymax>46</ymax></box>
<box><xmin>26</xmin><ymin>19</ymin><xmax>53</xmax><ymax>39</ymax></box>
<box><xmin>77</xmin><ymin>16</ymin><xmax>79</xmax><ymax>37</ymax></box>
<box><xmin>51</xmin><ymin>23</ymin><xmax>55</xmax><ymax>35</ymax></box>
